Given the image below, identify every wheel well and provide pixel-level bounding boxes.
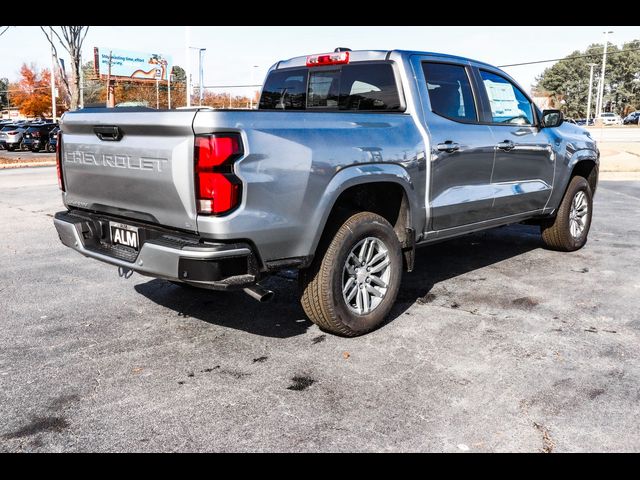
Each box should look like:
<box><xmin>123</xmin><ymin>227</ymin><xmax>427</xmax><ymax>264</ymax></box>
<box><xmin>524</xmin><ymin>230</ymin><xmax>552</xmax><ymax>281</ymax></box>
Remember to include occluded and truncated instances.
<box><xmin>327</xmin><ymin>182</ymin><xmax>411</xmax><ymax>246</ymax></box>
<box><xmin>571</xmin><ymin>159</ymin><xmax>598</xmax><ymax>194</ymax></box>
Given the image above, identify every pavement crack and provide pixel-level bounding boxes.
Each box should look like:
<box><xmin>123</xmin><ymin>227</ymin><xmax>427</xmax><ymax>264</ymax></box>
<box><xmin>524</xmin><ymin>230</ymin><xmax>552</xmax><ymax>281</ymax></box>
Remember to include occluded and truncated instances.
<box><xmin>533</xmin><ymin>422</ymin><xmax>555</xmax><ymax>453</ymax></box>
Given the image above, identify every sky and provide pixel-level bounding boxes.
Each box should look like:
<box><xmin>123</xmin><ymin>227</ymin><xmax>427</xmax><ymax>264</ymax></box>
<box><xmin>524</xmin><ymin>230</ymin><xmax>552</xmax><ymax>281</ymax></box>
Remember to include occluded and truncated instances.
<box><xmin>1</xmin><ymin>26</ymin><xmax>638</xmax><ymax>96</ymax></box>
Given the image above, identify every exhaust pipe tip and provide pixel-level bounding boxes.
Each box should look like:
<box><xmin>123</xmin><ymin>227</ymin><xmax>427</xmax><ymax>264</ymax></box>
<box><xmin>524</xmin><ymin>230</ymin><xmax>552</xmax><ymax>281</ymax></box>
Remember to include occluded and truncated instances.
<box><xmin>243</xmin><ymin>285</ymin><xmax>274</xmax><ymax>302</ymax></box>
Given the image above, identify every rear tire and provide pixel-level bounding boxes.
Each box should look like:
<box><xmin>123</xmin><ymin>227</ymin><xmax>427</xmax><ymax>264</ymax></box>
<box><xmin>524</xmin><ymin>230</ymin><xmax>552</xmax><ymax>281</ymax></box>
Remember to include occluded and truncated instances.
<box><xmin>6</xmin><ymin>145</ymin><xmax>14</xmax><ymax>152</ymax></box>
<box><xmin>299</xmin><ymin>211</ymin><xmax>402</xmax><ymax>337</ymax></box>
<box><xmin>541</xmin><ymin>176</ymin><xmax>593</xmax><ymax>251</ymax></box>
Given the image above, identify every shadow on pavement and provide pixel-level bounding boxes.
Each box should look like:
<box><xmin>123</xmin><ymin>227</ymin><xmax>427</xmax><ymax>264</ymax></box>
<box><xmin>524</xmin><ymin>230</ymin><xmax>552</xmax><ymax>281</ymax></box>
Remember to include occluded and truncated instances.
<box><xmin>134</xmin><ymin>273</ymin><xmax>312</xmax><ymax>338</ymax></box>
<box><xmin>136</xmin><ymin>224</ymin><xmax>543</xmax><ymax>337</ymax></box>
<box><xmin>388</xmin><ymin>223</ymin><xmax>543</xmax><ymax>320</ymax></box>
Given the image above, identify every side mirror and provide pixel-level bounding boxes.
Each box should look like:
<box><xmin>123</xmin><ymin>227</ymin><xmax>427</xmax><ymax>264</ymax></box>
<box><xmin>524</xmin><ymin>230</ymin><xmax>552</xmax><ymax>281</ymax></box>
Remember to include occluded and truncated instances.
<box><xmin>541</xmin><ymin>109</ymin><xmax>563</xmax><ymax>128</ymax></box>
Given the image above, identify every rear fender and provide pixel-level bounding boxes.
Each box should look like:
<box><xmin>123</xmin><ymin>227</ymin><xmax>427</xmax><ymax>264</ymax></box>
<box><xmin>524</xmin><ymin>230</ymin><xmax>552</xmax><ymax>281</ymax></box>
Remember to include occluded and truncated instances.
<box><xmin>306</xmin><ymin>163</ymin><xmax>420</xmax><ymax>259</ymax></box>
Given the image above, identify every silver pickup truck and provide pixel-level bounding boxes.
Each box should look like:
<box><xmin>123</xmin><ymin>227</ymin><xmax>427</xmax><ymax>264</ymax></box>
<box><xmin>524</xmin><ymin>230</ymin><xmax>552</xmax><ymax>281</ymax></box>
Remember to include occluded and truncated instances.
<box><xmin>54</xmin><ymin>48</ymin><xmax>599</xmax><ymax>336</ymax></box>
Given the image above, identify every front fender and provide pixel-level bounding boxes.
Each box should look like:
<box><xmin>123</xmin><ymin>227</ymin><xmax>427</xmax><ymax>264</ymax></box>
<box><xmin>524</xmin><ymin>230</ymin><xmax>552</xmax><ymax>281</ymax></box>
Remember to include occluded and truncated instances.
<box><xmin>547</xmin><ymin>147</ymin><xmax>599</xmax><ymax>211</ymax></box>
<box><xmin>305</xmin><ymin>163</ymin><xmax>421</xmax><ymax>259</ymax></box>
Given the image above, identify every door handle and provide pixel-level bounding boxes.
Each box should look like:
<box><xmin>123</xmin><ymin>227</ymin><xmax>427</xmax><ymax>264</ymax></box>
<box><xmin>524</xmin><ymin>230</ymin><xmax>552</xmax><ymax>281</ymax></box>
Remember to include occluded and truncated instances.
<box><xmin>436</xmin><ymin>141</ymin><xmax>460</xmax><ymax>153</ymax></box>
<box><xmin>94</xmin><ymin>125</ymin><xmax>123</xmax><ymax>141</ymax></box>
<box><xmin>496</xmin><ymin>140</ymin><xmax>515</xmax><ymax>151</ymax></box>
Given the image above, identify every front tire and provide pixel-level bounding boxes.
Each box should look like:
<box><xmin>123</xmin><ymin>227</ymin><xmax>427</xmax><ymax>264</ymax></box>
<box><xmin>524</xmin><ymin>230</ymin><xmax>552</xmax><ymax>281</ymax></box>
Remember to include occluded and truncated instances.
<box><xmin>541</xmin><ymin>176</ymin><xmax>593</xmax><ymax>251</ymax></box>
<box><xmin>299</xmin><ymin>211</ymin><xmax>402</xmax><ymax>337</ymax></box>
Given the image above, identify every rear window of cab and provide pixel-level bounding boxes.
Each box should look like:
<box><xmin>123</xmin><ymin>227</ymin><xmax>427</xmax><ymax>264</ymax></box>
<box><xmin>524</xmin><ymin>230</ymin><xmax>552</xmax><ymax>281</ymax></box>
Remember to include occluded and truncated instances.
<box><xmin>259</xmin><ymin>62</ymin><xmax>403</xmax><ymax>112</ymax></box>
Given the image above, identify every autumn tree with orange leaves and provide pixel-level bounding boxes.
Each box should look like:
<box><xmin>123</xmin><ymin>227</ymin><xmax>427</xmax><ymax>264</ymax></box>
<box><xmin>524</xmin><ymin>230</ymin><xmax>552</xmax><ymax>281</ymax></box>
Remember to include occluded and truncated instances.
<box><xmin>10</xmin><ymin>63</ymin><xmax>67</xmax><ymax>118</ymax></box>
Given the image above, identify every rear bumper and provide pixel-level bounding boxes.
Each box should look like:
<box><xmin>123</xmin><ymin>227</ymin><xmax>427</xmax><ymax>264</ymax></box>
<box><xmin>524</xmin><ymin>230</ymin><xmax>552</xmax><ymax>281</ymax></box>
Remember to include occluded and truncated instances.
<box><xmin>23</xmin><ymin>139</ymin><xmax>44</xmax><ymax>148</ymax></box>
<box><xmin>53</xmin><ymin>210</ymin><xmax>260</xmax><ymax>290</ymax></box>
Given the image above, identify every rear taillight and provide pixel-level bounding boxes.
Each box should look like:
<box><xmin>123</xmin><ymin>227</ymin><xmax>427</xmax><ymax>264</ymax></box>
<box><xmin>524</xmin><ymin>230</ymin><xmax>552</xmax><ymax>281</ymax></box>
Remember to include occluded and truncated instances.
<box><xmin>194</xmin><ymin>134</ymin><xmax>243</xmax><ymax>215</ymax></box>
<box><xmin>56</xmin><ymin>132</ymin><xmax>64</xmax><ymax>191</ymax></box>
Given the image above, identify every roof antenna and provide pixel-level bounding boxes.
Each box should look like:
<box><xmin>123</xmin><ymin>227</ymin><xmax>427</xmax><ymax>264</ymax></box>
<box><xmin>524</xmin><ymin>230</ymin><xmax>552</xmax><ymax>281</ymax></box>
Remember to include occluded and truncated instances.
<box><xmin>334</xmin><ymin>47</ymin><xmax>352</xmax><ymax>52</ymax></box>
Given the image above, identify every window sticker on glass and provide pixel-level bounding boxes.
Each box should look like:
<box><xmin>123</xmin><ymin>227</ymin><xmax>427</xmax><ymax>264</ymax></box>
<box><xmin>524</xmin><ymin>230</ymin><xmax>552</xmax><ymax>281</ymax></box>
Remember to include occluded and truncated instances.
<box><xmin>483</xmin><ymin>79</ymin><xmax>521</xmax><ymax>120</ymax></box>
<box><xmin>479</xmin><ymin>70</ymin><xmax>534</xmax><ymax>125</ymax></box>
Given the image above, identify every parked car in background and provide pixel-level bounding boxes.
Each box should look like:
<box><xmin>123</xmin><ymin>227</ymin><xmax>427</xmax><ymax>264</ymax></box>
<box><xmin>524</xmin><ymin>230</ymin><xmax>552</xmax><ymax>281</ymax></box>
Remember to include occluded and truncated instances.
<box><xmin>597</xmin><ymin>112</ymin><xmax>622</xmax><ymax>125</ymax></box>
<box><xmin>47</xmin><ymin>126</ymin><xmax>60</xmax><ymax>152</ymax></box>
<box><xmin>22</xmin><ymin>123</ymin><xmax>57</xmax><ymax>152</ymax></box>
<box><xmin>0</xmin><ymin>124</ymin><xmax>28</xmax><ymax>151</ymax></box>
<box><xmin>623</xmin><ymin>111</ymin><xmax>640</xmax><ymax>125</ymax></box>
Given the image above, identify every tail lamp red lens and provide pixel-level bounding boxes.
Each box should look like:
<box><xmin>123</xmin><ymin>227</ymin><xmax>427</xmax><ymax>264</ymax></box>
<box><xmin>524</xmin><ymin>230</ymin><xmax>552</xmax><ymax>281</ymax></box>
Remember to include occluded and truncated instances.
<box><xmin>195</xmin><ymin>134</ymin><xmax>243</xmax><ymax>215</ymax></box>
<box><xmin>306</xmin><ymin>51</ymin><xmax>350</xmax><ymax>67</ymax></box>
<box><xmin>56</xmin><ymin>132</ymin><xmax>64</xmax><ymax>191</ymax></box>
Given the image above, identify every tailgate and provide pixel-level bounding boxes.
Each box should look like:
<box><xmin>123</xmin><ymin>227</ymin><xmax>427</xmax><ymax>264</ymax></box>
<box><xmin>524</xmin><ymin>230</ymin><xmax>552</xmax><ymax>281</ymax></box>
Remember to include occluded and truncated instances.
<box><xmin>61</xmin><ymin>110</ymin><xmax>198</xmax><ymax>232</ymax></box>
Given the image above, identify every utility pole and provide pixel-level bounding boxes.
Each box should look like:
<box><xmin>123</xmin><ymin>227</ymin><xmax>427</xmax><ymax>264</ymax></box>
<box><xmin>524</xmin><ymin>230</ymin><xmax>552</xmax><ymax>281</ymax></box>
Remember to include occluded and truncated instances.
<box><xmin>49</xmin><ymin>27</ymin><xmax>56</xmax><ymax>121</ymax></box>
<box><xmin>185</xmin><ymin>26</ymin><xmax>192</xmax><ymax>107</ymax></box>
<box><xmin>167</xmin><ymin>72</ymin><xmax>172</xmax><ymax>109</ymax></box>
<box><xmin>156</xmin><ymin>77</ymin><xmax>160</xmax><ymax>109</ymax></box>
<box><xmin>595</xmin><ymin>30</ymin><xmax>613</xmax><ymax>117</ymax></box>
<box><xmin>586</xmin><ymin>63</ymin><xmax>597</xmax><ymax>124</ymax></box>
<box><xmin>106</xmin><ymin>51</ymin><xmax>115</xmax><ymax>108</ymax></box>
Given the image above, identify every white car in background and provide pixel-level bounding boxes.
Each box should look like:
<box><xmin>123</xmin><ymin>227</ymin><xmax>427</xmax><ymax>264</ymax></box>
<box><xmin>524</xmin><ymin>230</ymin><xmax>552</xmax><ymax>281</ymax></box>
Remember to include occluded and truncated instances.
<box><xmin>597</xmin><ymin>112</ymin><xmax>622</xmax><ymax>125</ymax></box>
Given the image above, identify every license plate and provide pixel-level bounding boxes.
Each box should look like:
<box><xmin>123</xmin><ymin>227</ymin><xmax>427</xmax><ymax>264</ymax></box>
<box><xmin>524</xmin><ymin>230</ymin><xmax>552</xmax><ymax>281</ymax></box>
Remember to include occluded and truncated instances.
<box><xmin>109</xmin><ymin>222</ymin><xmax>139</xmax><ymax>251</ymax></box>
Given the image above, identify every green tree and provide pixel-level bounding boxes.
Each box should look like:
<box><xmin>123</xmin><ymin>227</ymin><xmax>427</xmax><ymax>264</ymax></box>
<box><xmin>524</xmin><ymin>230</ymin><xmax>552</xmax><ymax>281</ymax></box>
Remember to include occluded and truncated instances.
<box><xmin>534</xmin><ymin>40</ymin><xmax>640</xmax><ymax>118</ymax></box>
<box><xmin>171</xmin><ymin>65</ymin><xmax>186</xmax><ymax>83</ymax></box>
<box><xmin>607</xmin><ymin>39</ymin><xmax>640</xmax><ymax>114</ymax></box>
<box><xmin>80</xmin><ymin>60</ymin><xmax>105</xmax><ymax>105</ymax></box>
<box><xmin>0</xmin><ymin>77</ymin><xmax>9</xmax><ymax>109</ymax></box>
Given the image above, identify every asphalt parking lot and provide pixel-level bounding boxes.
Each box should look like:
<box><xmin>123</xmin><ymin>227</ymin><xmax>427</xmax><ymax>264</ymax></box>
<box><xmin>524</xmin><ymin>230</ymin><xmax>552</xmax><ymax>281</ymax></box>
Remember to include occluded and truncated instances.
<box><xmin>1</xmin><ymin>167</ymin><xmax>639</xmax><ymax>452</ymax></box>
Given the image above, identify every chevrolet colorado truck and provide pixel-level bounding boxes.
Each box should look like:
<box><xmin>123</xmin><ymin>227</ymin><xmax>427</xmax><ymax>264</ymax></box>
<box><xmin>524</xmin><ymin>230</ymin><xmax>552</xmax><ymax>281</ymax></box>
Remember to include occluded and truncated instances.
<box><xmin>54</xmin><ymin>49</ymin><xmax>599</xmax><ymax>336</ymax></box>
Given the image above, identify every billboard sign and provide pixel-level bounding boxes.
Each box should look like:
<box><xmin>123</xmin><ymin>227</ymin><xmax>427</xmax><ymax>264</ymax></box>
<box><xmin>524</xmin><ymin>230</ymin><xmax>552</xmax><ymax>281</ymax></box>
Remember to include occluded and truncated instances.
<box><xmin>97</xmin><ymin>47</ymin><xmax>173</xmax><ymax>82</ymax></box>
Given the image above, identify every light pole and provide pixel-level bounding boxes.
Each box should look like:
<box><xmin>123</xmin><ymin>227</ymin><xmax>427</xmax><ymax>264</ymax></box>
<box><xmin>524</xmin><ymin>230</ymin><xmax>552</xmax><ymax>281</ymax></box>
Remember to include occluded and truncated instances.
<box><xmin>49</xmin><ymin>27</ymin><xmax>56</xmax><ymax>120</ymax></box>
<box><xmin>586</xmin><ymin>63</ymin><xmax>597</xmax><ymax>124</ymax></box>
<box><xmin>187</xmin><ymin>46</ymin><xmax>206</xmax><ymax>106</ymax></box>
<box><xmin>79</xmin><ymin>53</ymin><xmax>84</xmax><ymax>110</ymax></box>
<box><xmin>249</xmin><ymin>65</ymin><xmax>259</xmax><ymax>109</ymax></box>
<box><xmin>595</xmin><ymin>30</ymin><xmax>613</xmax><ymax>117</ymax></box>
<box><xmin>185</xmin><ymin>26</ymin><xmax>191</xmax><ymax>107</ymax></box>
<box><xmin>198</xmin><ymin>48</ymin><xmax>206</xmax><ymax>106</ymax></box>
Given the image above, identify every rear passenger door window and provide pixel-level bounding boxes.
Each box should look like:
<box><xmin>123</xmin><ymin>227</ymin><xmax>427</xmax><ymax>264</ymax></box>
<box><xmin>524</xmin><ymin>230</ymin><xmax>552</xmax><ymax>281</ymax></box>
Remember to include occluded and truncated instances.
<box><xmin>422</xmin><ymin>62</ymin><xmax>477</xmax><ymax>122</ymax></box>
<box><xmin>479</xmin><ymin>70</ymin><xmax>534</xmax><ymax>125</ymax></box>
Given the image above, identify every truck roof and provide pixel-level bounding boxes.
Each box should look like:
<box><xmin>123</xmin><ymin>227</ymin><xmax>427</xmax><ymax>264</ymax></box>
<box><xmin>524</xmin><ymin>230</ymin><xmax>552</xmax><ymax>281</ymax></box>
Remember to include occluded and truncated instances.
<box><xmin>274</xmin><ymin>49</ymin><xmax>496</xmax><ymax>71</ymax></box>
